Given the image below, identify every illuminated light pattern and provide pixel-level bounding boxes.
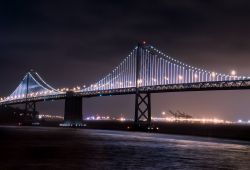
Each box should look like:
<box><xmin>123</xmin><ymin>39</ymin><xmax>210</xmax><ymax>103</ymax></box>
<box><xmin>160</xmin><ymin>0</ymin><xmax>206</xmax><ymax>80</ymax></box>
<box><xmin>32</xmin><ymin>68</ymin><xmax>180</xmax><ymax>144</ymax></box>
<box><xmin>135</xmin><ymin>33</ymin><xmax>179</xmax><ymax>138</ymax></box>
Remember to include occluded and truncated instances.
<box><xmin>82</xmin><ymin>45</ymin><xmax>249</xmax><ymax>92</ymax></box>
<box><xmin>1</xmin><ymin>71</ymin><xmax>62</xmax><ymax>102</ymax></box>
<box><xmin>83</xmin><ymin>47</ymin><xmax>138</xmax><ymax>91</ymax></box>
<box><xmin>1</xmin><ymin>44</ymin><xmax>250</xmax><ymax>104</ymax></box>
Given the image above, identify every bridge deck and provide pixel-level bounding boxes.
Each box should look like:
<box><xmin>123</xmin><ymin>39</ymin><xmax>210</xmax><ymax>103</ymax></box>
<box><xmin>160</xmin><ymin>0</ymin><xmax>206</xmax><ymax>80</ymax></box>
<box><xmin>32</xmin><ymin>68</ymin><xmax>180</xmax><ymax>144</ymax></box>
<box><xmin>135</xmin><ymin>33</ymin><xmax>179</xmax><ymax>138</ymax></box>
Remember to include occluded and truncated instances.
<box><xmin>1</xmin><ymin>79</ymin><xmax>250</xmax><ymax>105</ymax></box>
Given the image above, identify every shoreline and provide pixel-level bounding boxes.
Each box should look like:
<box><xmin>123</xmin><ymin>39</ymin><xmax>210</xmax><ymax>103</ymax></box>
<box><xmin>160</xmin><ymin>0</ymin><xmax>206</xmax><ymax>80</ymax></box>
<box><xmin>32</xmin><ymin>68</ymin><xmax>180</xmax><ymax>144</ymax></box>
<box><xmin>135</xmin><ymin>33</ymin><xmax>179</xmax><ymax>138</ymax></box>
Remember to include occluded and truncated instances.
<box><xmin>83</xmin><ymin>121</ymin><xmax>250</xmax><ymax>141</ymax></box>
<box><xmin>2</xmin><ymin>120</ymin><xmax>250</xmax><ymax>141</ymax></box>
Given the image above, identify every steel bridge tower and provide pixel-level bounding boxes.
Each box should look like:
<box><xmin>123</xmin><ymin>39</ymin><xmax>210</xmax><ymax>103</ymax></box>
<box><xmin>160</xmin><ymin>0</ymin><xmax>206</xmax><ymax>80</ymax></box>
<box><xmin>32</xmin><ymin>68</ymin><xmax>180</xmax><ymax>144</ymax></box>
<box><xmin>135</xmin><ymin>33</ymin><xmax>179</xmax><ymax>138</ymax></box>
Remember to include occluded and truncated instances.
<box><xmin>134</xmin><ymin>43</ymin><xmax>152</xmax><ymax>129</ymax></box>
<box><xmin>25</xmin><ymin>71</ymin><xmax>38</xmax><ymax>122</ymax></box>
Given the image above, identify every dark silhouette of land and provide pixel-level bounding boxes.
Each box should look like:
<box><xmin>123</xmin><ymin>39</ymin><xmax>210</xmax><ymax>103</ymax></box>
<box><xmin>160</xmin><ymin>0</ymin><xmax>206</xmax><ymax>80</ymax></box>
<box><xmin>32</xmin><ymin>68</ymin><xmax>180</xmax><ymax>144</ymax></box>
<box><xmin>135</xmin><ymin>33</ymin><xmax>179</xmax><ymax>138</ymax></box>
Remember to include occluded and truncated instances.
<box><xmin>1</xmin><ymin>106</ymin><xmax>250</xmax><ymax>141</ymax></box>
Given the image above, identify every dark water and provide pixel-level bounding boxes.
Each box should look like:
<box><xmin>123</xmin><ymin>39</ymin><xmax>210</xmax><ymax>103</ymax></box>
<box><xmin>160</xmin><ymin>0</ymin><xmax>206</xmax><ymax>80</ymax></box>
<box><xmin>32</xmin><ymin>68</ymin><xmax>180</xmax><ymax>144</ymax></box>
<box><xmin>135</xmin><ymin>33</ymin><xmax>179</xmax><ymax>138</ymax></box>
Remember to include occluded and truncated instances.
<box><xmin>0</xmin><ymin>126</ymin><xmax>250</xmax><ymax>170</ymax></box>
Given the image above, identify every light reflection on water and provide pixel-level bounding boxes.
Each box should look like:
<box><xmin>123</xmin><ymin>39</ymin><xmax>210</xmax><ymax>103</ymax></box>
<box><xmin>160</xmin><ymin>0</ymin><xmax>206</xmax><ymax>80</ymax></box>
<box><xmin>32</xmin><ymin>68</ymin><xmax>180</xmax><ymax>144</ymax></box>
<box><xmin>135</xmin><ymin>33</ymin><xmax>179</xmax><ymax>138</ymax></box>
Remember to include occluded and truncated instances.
<box><xmin>74</xmin><ymin>129</ymin><xmax>250</xmax><ymax>170</ymax></box>
<box><xmin>1</xmin><ymin>126</ymin><xmax>250</xmax><ymax>170</ymax></box>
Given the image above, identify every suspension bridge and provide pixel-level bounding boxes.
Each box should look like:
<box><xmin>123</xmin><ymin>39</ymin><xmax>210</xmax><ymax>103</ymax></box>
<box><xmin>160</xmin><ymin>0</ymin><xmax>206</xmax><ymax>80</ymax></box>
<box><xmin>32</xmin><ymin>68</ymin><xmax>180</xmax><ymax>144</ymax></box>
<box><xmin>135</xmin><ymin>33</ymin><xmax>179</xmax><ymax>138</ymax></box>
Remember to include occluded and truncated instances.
<box><xmin>1</xmin><ymin>43</ymin><xmax>250</xmax><ymax>128</ymax></box>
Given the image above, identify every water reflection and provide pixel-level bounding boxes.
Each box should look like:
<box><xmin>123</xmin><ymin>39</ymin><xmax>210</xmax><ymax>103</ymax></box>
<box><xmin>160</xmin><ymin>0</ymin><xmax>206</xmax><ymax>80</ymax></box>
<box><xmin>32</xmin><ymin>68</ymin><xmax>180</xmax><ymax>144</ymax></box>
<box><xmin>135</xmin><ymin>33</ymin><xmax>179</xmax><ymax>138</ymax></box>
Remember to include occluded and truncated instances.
<box><xmin>1</xmin><ymin>127</ymin><xmax>250</xmax><ymax>170</ymax></box>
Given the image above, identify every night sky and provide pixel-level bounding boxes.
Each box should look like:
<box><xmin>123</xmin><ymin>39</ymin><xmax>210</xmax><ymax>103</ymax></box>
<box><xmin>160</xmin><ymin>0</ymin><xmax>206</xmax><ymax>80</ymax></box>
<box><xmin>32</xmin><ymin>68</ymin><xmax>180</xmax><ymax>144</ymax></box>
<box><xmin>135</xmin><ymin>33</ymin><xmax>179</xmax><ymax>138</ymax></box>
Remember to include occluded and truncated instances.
<box><xmin>1</xmin><ymin>0</ymin><xmax>250</xmax><ymax>120</ymax></box>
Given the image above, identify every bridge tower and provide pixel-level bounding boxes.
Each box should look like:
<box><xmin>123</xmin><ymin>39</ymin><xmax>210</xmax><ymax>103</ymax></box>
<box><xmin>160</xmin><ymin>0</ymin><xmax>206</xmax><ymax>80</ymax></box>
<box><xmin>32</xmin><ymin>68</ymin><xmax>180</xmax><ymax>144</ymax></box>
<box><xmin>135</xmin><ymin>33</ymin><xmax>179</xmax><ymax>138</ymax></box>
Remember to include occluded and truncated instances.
<box><xmin>64</xmin><ymin>91</ymin><xmax>83</xmax><ymax>126</ymax></box>
<box><xmin>25</xmin><ymin>71</ymin><xmax>38</xmax><ymax>121</ymax></box>
<box><xmin>134</xmin><ymin>43</ymin><xmax>152</xmax><ymax>129</ymax></box>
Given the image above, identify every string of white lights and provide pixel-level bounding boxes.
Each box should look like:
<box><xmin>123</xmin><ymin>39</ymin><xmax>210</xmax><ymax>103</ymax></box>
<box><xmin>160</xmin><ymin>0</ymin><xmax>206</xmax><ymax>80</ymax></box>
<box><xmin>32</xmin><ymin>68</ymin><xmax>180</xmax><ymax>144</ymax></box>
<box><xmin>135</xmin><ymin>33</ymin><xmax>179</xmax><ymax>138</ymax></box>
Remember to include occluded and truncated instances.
<box><xmin>35</xmin><ymin>72</ymin><xmax>61</xmax><ymax>92</ymax></box>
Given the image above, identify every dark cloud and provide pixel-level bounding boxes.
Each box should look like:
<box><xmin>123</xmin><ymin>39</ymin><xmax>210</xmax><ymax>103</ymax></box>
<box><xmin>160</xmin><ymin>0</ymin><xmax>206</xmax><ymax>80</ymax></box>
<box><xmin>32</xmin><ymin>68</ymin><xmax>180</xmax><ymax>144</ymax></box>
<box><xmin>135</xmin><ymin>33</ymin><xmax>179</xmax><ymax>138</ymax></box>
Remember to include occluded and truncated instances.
<box><xmin>1</xmin><ymin>0</ymin><xmax>250</xmax><ymax>120</ymax></box>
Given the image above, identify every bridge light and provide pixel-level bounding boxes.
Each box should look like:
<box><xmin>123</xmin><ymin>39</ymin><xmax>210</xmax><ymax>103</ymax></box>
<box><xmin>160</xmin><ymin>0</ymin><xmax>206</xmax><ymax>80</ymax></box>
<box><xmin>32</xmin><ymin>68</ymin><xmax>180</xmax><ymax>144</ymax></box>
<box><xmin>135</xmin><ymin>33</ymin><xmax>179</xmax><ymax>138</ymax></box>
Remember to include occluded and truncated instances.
<box><xmin>178</xmin><ymin>75</ymin><xmax>183</xmax><ymax>80</ymax></box>
<box><xmin>194</xmin><ymin>74</ymin><xmax>198</xmax><ymax>79</ymax></box>
<box><xmin>212</xmin><ymin>72</ymin><xmax>216</xmax><ymax>77</ymax></box>
<box><xmin>231</xmin><ymin>70</ymin><xmax>236</xmax><ymax>76</ymax></box>
<box><xmin>137</xmin><ymin>79</ymin><xmax>143</xmax><ymax>84</ymax></box>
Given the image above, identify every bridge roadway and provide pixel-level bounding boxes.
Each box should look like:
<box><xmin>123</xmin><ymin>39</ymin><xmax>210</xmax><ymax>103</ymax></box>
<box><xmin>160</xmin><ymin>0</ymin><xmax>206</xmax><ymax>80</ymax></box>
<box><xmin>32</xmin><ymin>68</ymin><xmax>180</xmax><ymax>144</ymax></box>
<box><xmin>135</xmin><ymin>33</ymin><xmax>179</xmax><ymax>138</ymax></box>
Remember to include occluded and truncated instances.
<box><xmin>1</xmin><ymin>79</ymin><xmax>250</xmax><ymax>106</ymax></box>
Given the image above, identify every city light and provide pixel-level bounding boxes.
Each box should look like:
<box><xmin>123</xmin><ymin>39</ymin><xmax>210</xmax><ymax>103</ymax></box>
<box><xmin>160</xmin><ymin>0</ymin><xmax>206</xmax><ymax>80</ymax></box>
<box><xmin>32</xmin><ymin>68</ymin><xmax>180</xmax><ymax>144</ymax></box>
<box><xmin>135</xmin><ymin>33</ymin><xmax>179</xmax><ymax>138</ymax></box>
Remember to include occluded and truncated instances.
<box><xmin>38</xmin><ymin>114</ymin><xmax>64</xmax><ymax>120</ymax></box>
<box><xmin>84</xmin><ymin>114</ymin><xmax>131</xmax><ymax>121</ymax></box>
<box><xmin>152</xmin><ymin>117</ymin><xmax>232</xmax><ymax>124</ymax></box>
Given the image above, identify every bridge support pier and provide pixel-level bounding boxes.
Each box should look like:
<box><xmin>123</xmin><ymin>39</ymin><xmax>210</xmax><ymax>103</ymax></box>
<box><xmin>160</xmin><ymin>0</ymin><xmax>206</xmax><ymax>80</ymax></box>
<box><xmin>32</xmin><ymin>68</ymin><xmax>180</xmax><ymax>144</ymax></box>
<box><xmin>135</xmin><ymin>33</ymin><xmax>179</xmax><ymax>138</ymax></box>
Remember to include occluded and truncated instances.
<box><xmin>25</xmin><ymin>101</ymin><xmax>38</xmax><ymax>122</ymax></box>
<box><xmin>134</xmin><ymin>92</ymin><xmax>151</xmax><ymax>129</ymax></box>
<box><xmin>64</xmin><ymin>91</ymin><xmax>83</xmax><ymax>126</ymax></box>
